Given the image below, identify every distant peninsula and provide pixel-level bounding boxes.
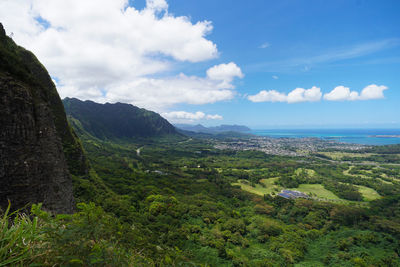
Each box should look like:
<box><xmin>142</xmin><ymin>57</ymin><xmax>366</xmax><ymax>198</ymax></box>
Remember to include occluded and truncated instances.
<box><xmin>370</xmin><ymin>135</ymin><xmax>400</xmax><ymax>138</ymax></box>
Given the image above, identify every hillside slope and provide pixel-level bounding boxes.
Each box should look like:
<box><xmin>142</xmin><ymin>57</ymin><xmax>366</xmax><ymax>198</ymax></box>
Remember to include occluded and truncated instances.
<box><xmin>63</xmin><ymin>98</ymin><xmax>178</xmax><ymax>140</ymax></box>
<box><xmin>0</xmin><ymin>23</ymin><xmax>88</xmax><ymax>213</ymax></box>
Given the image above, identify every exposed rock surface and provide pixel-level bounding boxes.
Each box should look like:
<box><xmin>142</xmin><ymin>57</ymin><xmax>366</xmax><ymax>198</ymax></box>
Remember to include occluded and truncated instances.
<box><xmin>0</xmin><ymin>23</ymin><xmax>87</xmax><ymax>213</ymax></box>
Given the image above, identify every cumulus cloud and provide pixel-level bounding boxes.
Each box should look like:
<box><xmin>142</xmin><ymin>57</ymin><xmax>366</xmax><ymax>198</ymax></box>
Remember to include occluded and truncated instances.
<box><xmin>248</xmin><ymin>86</ymin><xmax>322</xmax><ymax>103</ymax></box>
<box><xmin>358</xmin><ymin>84</ymin><xmax>388</xmax><ymax>100</ymax></box>
<box><xmin>324</xmin><ymin>84</ymin><xmax>388</xmax><ymax>101</ymax></box>
<box><xmin>206</xmin><ymin>62</ymin><xmax>244</xmax><ymax>88</ymax></box>
<box><xmin>162</xmin><ymin>111</ymin><xmax>223</xmax><ymax>123</ymax></box>
<box><xmin>206</xmin><ymin>114</ymin><xmax>223</xmax><ymax>120</ymax></box>
<box><xmin>100</xmin><ymin>73</ymin><xmax>237</xmax><ymax>109</ymax></box>
<box><xmin>259</xmin><ymin>42</ymin><xmax>270</xmax><ymax>49</ymax></box>
<box><xmin>323</xmin><ymin>86</ymin><xmax>358</xmax><ymax>101</ymax></box>
<box><xmin>0</xmin><ymin>0</ymin><xmax>245</xmax><ymax>110</ymax></box>
<box><xmin>247</xmin><ymin>90</ymin><xmax>286</xmax><ymax>103</ymax></box>
<box><xmin>272</xmin><ymin>75</ymin><xmax>279</xmax><ymax>80</ymax></box>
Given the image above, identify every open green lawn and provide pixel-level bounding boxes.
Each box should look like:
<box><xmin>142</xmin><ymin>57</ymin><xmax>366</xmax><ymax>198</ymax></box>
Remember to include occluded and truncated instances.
<box><xmin>289</xmin><ymin>184</ymin><xmax>340</xmax><ymax>200</ymax></box>
<box><xmin>232</xmin><ymin>178</ymin><xmax>280</xmax><ymax>196</ymax></box>
<box><xmin>233</xmin><ymin>179</ymin><xmax>342</xmax><ymax>201</ymax></box>
<box><xmin>234</xmin><ymin>179</ymin><xmax>381</xmax><ymax>203</ymax></box>
<box><xmin>295</xmin><ymin>168</ymin><xmax>316</xmax><ymax>177</ymax></box>
<box><xmin>260</xmin><ymin>178</ymin><xmax>280</xmax><ymax>191</ymax></box>
<box><xmin>337</xmin><ymin>181</ymin><xmax>382</xmax><ymax>201</ymax></box>
<box><xmin>355</xmin><ymin>185</ymin><xmax>381</xmax><ymax>201</ymax></box>
<box><xmin>319</xmin><ymin>151</ymin><xmax>374</xmax><ymax>160</ymax></box>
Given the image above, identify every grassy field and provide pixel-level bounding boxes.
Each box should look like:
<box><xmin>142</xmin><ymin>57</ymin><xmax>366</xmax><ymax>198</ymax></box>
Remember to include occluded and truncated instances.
<box><xmin>319</xmin><ymin>152</ymin><xmax>373</xmax><ymax>160</ymax></box>
<box><xmin>295</xmin><ymin>168</ymin><xmax>316</xmax><ymax>177</ymax></box>
<box><xmin>380</xmin><ymin>172</ymin><xmax>400</xmax><ymax>182</ymax></box>
<box><xmin>343</xmin><ymin>166</ymin><xmax>371</xmax><ymax>179</ymax></box>
<box><xmin>233</xmin><ymin>178</ymin><xmax>381</xmax><ymax>203</ymax></box>
<box><xmin>355</xmin><ymin>185</ymin><xmax>381</xmax><ymax>201</ymax></box>
<box><xmin>377</xmin><ymin>178</ymin><xmax>393</xmax><ymax>184</ymax></box>
<box><xmin>232</xmin><ymin>178</ymin><xmax>280</xmax><ymax>196</ymax></box>
<box><xmin>290</xmin><ymin>184</ymin><xmax>340</xmax><ymax>200</ymax></box>
<box><xmin>342</xmin><ymin>166</ymin><xmax>353</xmax><ymax>176</ymax></box>
<box><xmin>343</xmin><ymin>166</ymin><xmax>396</xmax><ymax>185</ymax></box>
<box><xmin>233</xmin><ymin>179</ymin><xmax>342</xmax><ymax>201</ymax></box>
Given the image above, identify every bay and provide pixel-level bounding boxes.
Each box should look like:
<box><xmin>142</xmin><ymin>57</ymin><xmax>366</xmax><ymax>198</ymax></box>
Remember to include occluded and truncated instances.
<box><xmin>250</xmin><ymin>129</ymin><xmax>400</xmax><ymax>145</ymax></box>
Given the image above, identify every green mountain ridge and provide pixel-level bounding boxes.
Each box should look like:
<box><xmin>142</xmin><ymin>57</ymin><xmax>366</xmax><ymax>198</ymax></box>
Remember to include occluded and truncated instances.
<box><xmin>63</xmin><ymin>97</ymin><xmax>179</xmax><ymax>140</ymax></box>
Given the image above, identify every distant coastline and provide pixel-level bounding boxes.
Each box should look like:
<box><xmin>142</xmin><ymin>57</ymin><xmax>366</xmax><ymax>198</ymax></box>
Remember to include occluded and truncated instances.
<box><xmin>369</xmin><ymin>135</ymin><xmax>400</xmax><ymax>138</ymax></box>
<box><xmin>251</xmin><ymin>129</ymin><xmax>400</xmax><ymax>146</ymax></box>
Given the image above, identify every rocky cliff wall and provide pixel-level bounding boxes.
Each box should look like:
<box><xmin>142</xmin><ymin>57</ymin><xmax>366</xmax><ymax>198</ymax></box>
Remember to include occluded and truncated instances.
<box><xmin>0</xmin><ymin>23</ymin><xmax>87</xmax><ymax>213</ymax></box>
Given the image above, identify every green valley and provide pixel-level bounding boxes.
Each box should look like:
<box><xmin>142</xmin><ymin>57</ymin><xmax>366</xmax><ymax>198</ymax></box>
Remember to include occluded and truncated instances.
<box><xmin>1</xmin><ymin>7</ymin><xmax>400</xmax><ymax>266</ymax></box>
<box><xmin>50</xmin><ymin>119</ymin><xmax>400</xmax><ymax>266</ymax></box>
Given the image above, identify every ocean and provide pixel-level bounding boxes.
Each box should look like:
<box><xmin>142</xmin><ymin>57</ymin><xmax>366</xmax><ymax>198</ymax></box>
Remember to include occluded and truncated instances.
<box><xmin>250</xmin><ymin>129</ymin><xmax>400</xmax><ymax>146</ymax></box>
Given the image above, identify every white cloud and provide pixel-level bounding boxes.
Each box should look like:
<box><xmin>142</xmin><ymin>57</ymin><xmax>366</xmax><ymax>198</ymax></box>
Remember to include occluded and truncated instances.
<box><xmin>323</xmin><ymin>86</ymin><xmax>358</xmax><ymax>101</ymax></box>
<box><xmin>288</xmin><ymin>86</ymin><xmax>322</xmax><ymax>103</ymax></box>
<box><xmin>248</xmin><ymin>86</ymin><xmax>322</xmax><ymax>103</ymax></box>
<box><xmin>100</xmin><ymin>73</ymin><xmax>237</xmax><ymax>110</ymax></box>
<box><xmin>259</xmin><ymin>42</ymin><xmax>270</xmax><ymax>49</ymax></box>
<box><xmin>163</xmin><ymin>111</ymin><xmax>206</xmax><ymax>120</ymax></box>
<box><xmin>358</xmin><ymin>84</ymin><xmax>388</xmax><ymax>100</ymax></box>
<box><xmin>272</xmin><ymin>75</ymin><xmax>279</xmax><ymax>80</ymax></box>
<box><xmin>249</xmin><ymin>84</ymin><xmax>388</xmax><ymax>104</ymax></box>
<box><xmin>247</xmin><ymin>90</ymin><xmax>287</xmax><ymax>103</ymax></box>
<box><xmin>0</xmin><ymin>0</ymin><xmax>245</xmax><ymax>110</ymax></box>
<box><xmin>324</xmin><ymin>84</ymin><xmax>388</xmax><ymax>101</ymax></box>
<box><xmin>162</xmin><ymin>110</ymin><xmax>223</xmax><ymax>123</ymax></box>
<box><xmin>206</xmin><ymin>114</ymin><xmax>223</xmax><ymax>120</ymax></box>
<box><xmin>206</xmin><ymin>62</ymin><xmax>244</xmax><ymax>88</ymax></box>
<box><xmin>146</xmin><ymin>0</ymin><xmax>168</xmax><ymax>12</ymax></box>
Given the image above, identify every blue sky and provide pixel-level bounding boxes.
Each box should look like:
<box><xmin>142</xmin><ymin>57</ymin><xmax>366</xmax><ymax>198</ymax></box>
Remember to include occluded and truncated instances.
<box><xmin>1</xmin><ymin>0</ymin><xmax>399</xmax><ymax>128</ymax></box>
<box><xmin>162</xmin><ymin>0</ymin><xmax>400</xmax><ymax>128</ymax></box>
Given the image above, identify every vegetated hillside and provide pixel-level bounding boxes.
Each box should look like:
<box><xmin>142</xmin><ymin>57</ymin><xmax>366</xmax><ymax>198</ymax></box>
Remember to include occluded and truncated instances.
<box><xmin>0</xmin><ymin>23</ymin><xmax>88</xmax><ymax>213</ymax></box>
<box><xmin>63</xmin><ymin>97</ymin><xmax>178</xmax><ymax>140</ymax></box>
<box><xmin>61</xmin><ymin>134</ymin><xmax>400</xmax><ymax>266</ymax></box>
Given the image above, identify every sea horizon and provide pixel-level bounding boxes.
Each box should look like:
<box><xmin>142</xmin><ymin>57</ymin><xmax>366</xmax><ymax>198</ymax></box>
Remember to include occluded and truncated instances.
<box><xmin>250</xmin><ymin>128</ymin><xmax>400</xmax><ymax>146</ymax></box>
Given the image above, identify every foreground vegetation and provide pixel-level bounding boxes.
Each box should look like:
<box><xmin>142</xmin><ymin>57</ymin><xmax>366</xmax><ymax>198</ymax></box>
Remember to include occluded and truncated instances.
<box><xmin>2</xmin><ymin>133</ymin><xmax>400</xmax><ymax>266</ymax></box>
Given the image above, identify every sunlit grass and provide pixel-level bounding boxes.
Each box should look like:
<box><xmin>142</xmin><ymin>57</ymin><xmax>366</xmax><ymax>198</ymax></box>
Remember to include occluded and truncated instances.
<box><xmin>355</xmin><ymin>185</ymin><xmax>381</xmax><ymax>201</ymax></box>
<box><xmin>294</xmin><ymin>168</ymin><xmax>316</xmax><ymax>177</ymax></box>
<box><xmin>233</xmin><ymin>179</ymin><xmax>342</xmax><ymax>201</ymax></box>
<box><xmin>291</xmin><ymin>184</ymin><xmax>341</xmax><ymax>200</ymax></box>
<box><xmin>232</xmin><ymin>179</ymin><xmax>276</xmax><ymax>196</ymax></box>
<box><xmin>319</xmin><ymin>152</ymin><xmax>374</xmax><ymax>160</ymax></box>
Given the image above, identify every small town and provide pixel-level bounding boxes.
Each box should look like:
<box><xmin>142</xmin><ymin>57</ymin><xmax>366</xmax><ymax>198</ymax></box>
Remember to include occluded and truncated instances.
<box><xmin>214</xmin><ymin>136</ymin><xmax>367</xmax><ymax>156</ymax></box>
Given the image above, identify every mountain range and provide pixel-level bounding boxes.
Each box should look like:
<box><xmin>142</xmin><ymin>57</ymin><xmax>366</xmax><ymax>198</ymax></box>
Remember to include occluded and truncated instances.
<box><xmin>63</xmin><ymin>98</ymin><xmax>178</xmax><ymax>140</ymax></box>
<box><xmin>175</xmin><ymin>124</ymin><xmax>251</xmax><ymax>134</ymax></box>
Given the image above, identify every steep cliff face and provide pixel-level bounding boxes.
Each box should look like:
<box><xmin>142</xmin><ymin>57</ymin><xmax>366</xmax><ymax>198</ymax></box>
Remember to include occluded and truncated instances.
<box><xmin>0</xmin><ymin>23</ymin><xmax>87</xmax><ymax>213</ymax></box>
